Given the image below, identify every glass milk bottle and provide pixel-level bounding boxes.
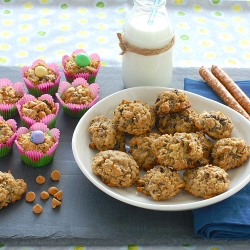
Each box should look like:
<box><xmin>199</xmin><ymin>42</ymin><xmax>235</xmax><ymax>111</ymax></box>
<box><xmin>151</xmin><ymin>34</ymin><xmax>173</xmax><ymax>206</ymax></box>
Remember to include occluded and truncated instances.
<box><xmin>119</xmin><ymin>0</ymin><xmax>175</xmax><ymax>88</ymax></box>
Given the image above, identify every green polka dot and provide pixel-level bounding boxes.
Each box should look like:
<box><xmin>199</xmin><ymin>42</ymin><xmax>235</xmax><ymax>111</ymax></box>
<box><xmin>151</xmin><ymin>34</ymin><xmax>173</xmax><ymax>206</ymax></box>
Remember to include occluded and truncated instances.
<box><xmin>128</xmin><ymin>245</ymin><xmax>138</xmax><ymax>250</ymax></box>
<box><xmin>96</xmin><ymin>2</ymin><xmax>105</xmax><ymax>8</ymax></box>
<box><xmin>178</xmin><ymin>11</ymin><xmax>186</xmax><ymax>16</ymax></box>
<box><xmin>3</xmin><ymin>10</ymin><xmax>11</xmax><ymax>14</ymax></box>
<box><xmin>0</xmin><ymin>57</ymin><xmax>8</xmax><ymax>63</ymax></box>
<box><xmin>180</xmin><ymin>35</ymin><xmax>189</xmax><ymax>40</ymax></box>
<box><xmin>37</xmin><ymin>31</ymin><xmax>46</xmax><ymax>36</ymax></box>
<box><xmin>73</xmin><ymin>246</ymin><xmax>84</xmax><ymax>250</ymax></box>
<box><xmin>214</xmin><ymin>11</ymin><xmax>222</xmax><ymax>16</ymax></box>
<box><xmin>61</xmin><ymin>4</ymin><xmax>68</xmax><ymax>9</ymax></box>
<box><xmin>182</xmin><ymin>244</ymin><xmax>191</xmax><ymax>247</ymax></box>
<box><xmin>212</xmin><ymin>0</ymin><xmax>220</xmax><ymax>4</ymax></box>
<box><xmin>4</xmin><ymin>0</ymin><xmax>11</xmax><ymax>2</ymax></box>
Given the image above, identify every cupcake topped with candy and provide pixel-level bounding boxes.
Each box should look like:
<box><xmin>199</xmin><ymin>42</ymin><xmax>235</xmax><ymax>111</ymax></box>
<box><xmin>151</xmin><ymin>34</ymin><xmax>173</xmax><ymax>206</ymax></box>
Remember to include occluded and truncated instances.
<box><xmin>22</xmin><ymin>59</ymin><xmax>61</xmax><ymax>97</ymax></box>
<box><xmin>62</xmin><ymin>49</ymin><xmax>101</xmax><ymax>84</ymax></box>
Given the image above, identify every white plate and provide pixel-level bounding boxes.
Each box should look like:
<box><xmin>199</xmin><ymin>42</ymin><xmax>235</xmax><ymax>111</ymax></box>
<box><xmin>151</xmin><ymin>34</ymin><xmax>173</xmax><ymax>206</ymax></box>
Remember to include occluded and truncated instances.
<box><xmin>72</xmin><ymin>87</ymin><xmax>250</xmax><ymax>211</ymax></box>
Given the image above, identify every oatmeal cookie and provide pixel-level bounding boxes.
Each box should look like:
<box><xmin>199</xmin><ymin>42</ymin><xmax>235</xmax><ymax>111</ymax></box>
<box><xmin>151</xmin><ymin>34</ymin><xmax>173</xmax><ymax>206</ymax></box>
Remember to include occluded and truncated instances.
<box><xmin>158</xmin><ymin>109</ymin><xmax>198</xmax><ymax>135</ymax></box>
<box><xmin>0</xmin><ymin>171</ymin><xmax>27</xmax><ymax>209</ymax></box>
<box><xmin>151</xmin><ymin>132</ymin><xmax>203</xmax><ymax>171</ymax></box>
<box><xmin>194</xmin><ymin>110</ymin><xmax>233</xmax><ymax>139</ymax></box>
<box><xmin>0</xmin><ymin>120</ymin><xmax>14</xmax><ymax>144</ymax></box>
<box><xmin>129</xmin><ymin>133</ymin><xmax>160</xmax><ymax>170</ymax></box>
<box><xmin>91</xmin><ymin>150</ymin><xmax>139</xmax><ymax>188</ymax></box>
<box><xmin>24</xmin><ymin>62</ymin><xmax>57</xmax><ymax>86</ymax></box>
<box><xmin>17</xmin><ymin>131</ymin><xmax>56</xmax><ymax>154</ymax></box>
<box><xmin>211</xmin><ymin>137</ymin><xmax>250</xmax><ymax>170</ymax></box>
<box><xmin>153</xmin><ymin>89</ymin><xmax>191</xmax><ymax>116</ymax></box>
<box><xmin>183</xmin><ymin>164</ymin><xmax>230</xmax><ymax>199</ymax></box>
<box><xmin>113</xmin><ymin>100</ymin><xmax>155</xmax><ymax>136</ymax></box>
<box><xmin>0</xmin><ymin>85</ymin><xmax>23</xmax><ymax>104</ymax></box>
<box><xmin>136</xmin><ymin>165</ymin><xmax>184</xmax><ymax>201</ymax></box>
<box><xmin>62</xmin><ymin>85</ymin><xmax>94</xmax><ymax>105</ymax></box>
<box><xmin>88</xmin><ymin>116</ymin><xmax>125</xmax><ymax>152</ymax></box>
<box><xmin>21</xmin><ymin>97</ymin><xmax>57</xmax><ymax>121</ymax></box>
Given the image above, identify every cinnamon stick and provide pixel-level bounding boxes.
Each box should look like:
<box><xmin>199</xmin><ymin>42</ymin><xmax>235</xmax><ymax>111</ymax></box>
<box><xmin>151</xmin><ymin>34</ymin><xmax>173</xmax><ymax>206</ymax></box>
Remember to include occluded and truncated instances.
<box><xmin>211</xmin><ymin>65</ymin><xmax>250</xmax><ymax>116</ymax></box>
<box><xmin>199</xmin><ymin>66</ymin><xmax>250</xmax><ymax>120</ymax></box>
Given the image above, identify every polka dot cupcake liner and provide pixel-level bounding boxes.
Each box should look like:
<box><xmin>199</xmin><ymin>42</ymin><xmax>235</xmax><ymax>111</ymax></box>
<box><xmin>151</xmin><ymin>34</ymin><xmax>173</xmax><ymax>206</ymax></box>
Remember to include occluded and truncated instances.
<box><xmin>0</xmin><ymin>78</ymin><xmax>26</xmax><ymax>119</ymax></box>
<box><xmin>55</xmin><ymin>78</ymin><xmax>100</xmax><ymax>118</ymax></box>
<box><xmin>22</xmin><ymin>59</ymin><xmax>61</xmax><ymax>97</ymax></box>
<box><xmin>15</xmin><ymin>122</ymin><xmax>60</xmax><ymax>167</ymax></box>
<box><xmin>0</xmin><ymin>116</ymin><xmax>17</xmax><ymax>158</ymax></box>
<box><xmin>62</xmin><ymin>49</ymin><xmax>101</xmax><ymax>84</ymax></box>
<box><xmin>16</xmin><ymin>94</ymin><xmax>60</xmax><ymax>129</ymax></box>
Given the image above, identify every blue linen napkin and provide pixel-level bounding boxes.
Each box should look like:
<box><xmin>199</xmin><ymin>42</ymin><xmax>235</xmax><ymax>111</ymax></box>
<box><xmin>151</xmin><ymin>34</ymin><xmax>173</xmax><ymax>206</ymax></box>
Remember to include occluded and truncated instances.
<box><xmin>184</xmin><ymin>78</ymin><xmax>250</xmax><ymax>239</ymax></box>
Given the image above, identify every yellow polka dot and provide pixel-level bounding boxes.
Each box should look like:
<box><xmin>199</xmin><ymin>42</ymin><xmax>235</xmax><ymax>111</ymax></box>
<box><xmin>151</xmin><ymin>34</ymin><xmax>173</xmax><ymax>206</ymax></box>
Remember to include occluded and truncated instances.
<box><xmin>182</xmin><ymin>46</ymin><xmax>192</xmax><ymax>53</ymax></box>
<box><xmin>217</xmin><ymin>22</ymin><xmax>228</xmax><ymax>28</ymax></box>
<box><xmin>178</xmin><ymin>22</ymin><xmax>189</xmax><ymax>28</ymax></box>
<box><xmin>220</xmin><ymin>33</ymin><xmax>232</xmax><ymax>39</ymax></box>
<box><xmin>60</xmin><ymin>25</ymin><xmax>70</xmax><ymax>31</ymax></box>
<box><xmin>20</xmin><ymin>24</ymin><xmax>31</xmax><ymax>31</ymax></box>
<box><xmin>41</xmin><ymin>8</ymin><xmax>51</xmax><ymax>14</ymax></box>
<box><xmin>59</xmin><ymin>14</ymin><xmax>70</xmax><ymax>19</ymax></box>
<box><xmin>21</xmin><ymin>14</ymin><xmax>31</xmax><ymax>20</ymax></box>
<box><xmin>77</xmin><ymin>43</ymin><xmax>87</xmax><ymax>49</ymax></box>
<box><xmin>197</xmin><ymin>17</ymin><xmax>206</xmax><ymax>23</ymax></box>
<box><xmin>0</xmin><ymin>57</ymin><xmax>8</xmax><ymax>63</ymax></box>
<box><xmin>2</xmin><ymin>20</ymin><xmax>14</xmax><ymax>25</ymax></box>
<box><xmin>0</xmin><ymin>44</ymin><xmax>10</xmax><ymax>50</ymax></box>
<box><xmin>79</xmin><ymin>19</ymin><xmax>88</xmax><ymax>25</ymax></box>
<box><xmin>199</xmin><ymin>28</ymin><xmax>208</xmax><ymax>34</ymax></box>
<box><xmin>97</xmin><ymin>12</ymin><xmax>107</xmax><ymax>18</ymax></box>
<box><xmin>1</xmin><ymin>31</ymin><xmax>12</xmax><ymax>37</ymax></box>
<box><xmin>40</xmin><ymin>0</ymin><xmax>49</xmax><ymax>3</ymax></box>
<box><xmin>193</xmin><ymin>5</ymin><xmax>202</xmax><ymax>12</ymax></box>
<box><xmin>96</xmin><ymin>48</ymin><xmax>108</xmax><ymax>56</ymax></box>
<box><xmin>204</xmin><ymin>52</ymin><xmax>216</xmax><ymax>59</ymax></box>
<box><xmin>77</xmin><ymin>31</ymin><xmax>90</xmax><ymax>37</ymax></box>
<box><xmin>56</xmin><ymin>50</ymin><xmax>66</xmax><ymax>56</ymax></box>
<box><xmin>202</xmin><ymin>40</ymin><xmax>211</xmax><ymax>46</ymax></box>
<box><xmin>55</xmin><ymin>37</ymin><xmax>67</xmax><ymax>43</ymax></box>
<box><xmin>174</xmin><ymin>0</ymin><xmax>183</xmax><ymax>4</ymax></box>
<box><xmin>17</xmin><ymin>51</ymin><xmax>28</xmax><ymax>58</ymax></box>
<box><xmin>245</xmin><ymin>53</ymin><xmax>250</xmax><ymax>59</ymax></box>
<box><xmin>116</xmin><ymin>19</ymin><xmax>125</xmax><ymax>25</ymax></box>
<box><xmin>117</xmin><ymin>8</ymin><xmax>126</xmax><ymax>13</ymax></box>
<box><xmin>224</xmin><ymin>46</ymin><xmax>235</xmax><ymax>53</ymax></box>
<box><xmin>18</xmin><ymin>36</ymin><xmax>29</xmax><ymax>43</ymax></box>
<box><xmin>35</xmin><ymin>45</ymin><xmax>46</xmax><ymax>51</ymax></box>
<box><xmin>227</xmin><ymin>59</ymin><xmax>237</xmax><ymax>65</ymax></box>
<box><xmin>101</xmin><ymin>61</ymin><xmax>108</xmax><ymax>66</ymax></box>
<box><xmin>24</xmin><ymin>2</ymin><xmax>33</xmax><ymax>9</ymax></box>
<box><xmin>97</xmin><ymin>24</ymin><xmax>107</xmax><ymax>30</ymax></box>
<box><xmin>234</xmin><ymin>17</ymin><xmax>243</xmax><ymax>22</ymax></box>
<box><xmin>39</xmin><ymin>18</ymin><xmax>50</xmax><ymax>25</ymax></box>
<box><xmin>237</xmin><ymin>27</ymin><xmax>247</xmax><ymax>34</ymax></box>
<box><xmin>240</xmin><ymin>39</ymin><xmax>250</xmax><ymax>46</ymax></box>
<box><xmin>78</xmin><ymin>7</ymin><xmax>88</xmax><ymax>13</ymax></box>
<box><xmin>96</xmin><ymin>37</ymin><xmax>107</xmax><ymax>43</ymax></box>
<box><xmin>232</xmin><ymin>4</ymin><xmax>242</xmax><ymax>12</ymax></box>
<box><xmin>183</xmin><ymin>60</ymin><xmax>195</xmax><ymax>66</ymax></box>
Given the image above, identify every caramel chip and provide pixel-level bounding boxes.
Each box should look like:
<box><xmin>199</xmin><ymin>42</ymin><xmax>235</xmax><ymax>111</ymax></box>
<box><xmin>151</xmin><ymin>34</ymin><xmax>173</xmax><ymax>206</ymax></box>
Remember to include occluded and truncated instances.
<box><xmin>53</xmin><ymin>190</ymin><xmax>63</xmax><ymax>200</ymax></box>
<box><xmin>51</xmin><ymin>170</ymin><xmax>61</xmax><ymax>181</ymax></box>
<box><xmin>40</xmin><ymin>191</ymin><xmax>49</xmax><ymax>200</ymax></box>
<box><xmin>36</xmin><ymin>175</ymin><xmax>46</xmax><ymax>184</ymax></box>
<box><xmin>33</xmin><ymin>204</ymin><xmax>43</xmax><ymax>214</ymax></box>
<box><xmin>48</xmin><ymin>186</ymin><xmax>58</xmax><ymax>195</ymax></box>
<box><xmin>26</xmin><ymin>191</ymin><xmax>36</xmax><ymax>202</ymax></box>
<box><xmin>52</xmin><ymin>198</ymin><xmax>61</xmax><ymax>208</ymax></box>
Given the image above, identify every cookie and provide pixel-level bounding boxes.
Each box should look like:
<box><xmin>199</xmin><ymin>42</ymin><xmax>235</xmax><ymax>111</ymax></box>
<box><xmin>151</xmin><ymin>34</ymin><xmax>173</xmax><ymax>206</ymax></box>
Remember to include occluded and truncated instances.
<box><xmin>113</xmin><ymin>100</ymin><xmax>155</xmax><ymax>136</ymax></box>
<box><xmin>151</xmin><ymin>132</ymin><xmax>203</xmax><ymax>171</ymax></box>
<box><xmin>211</xmin><ymin>137</ymin><xmax>250</xmax><ymax>170</ymax></box>
<box><xmin>129</xmin><ymin>133</ymin><xmax>160</xmax><ymax>170</ymax></box>
<box><xmin>153</xmin><ymin>89</ymin><xmax>191</xmax><ymax>116</ymax></box>
<box><xmin>158</xmin><ymin>109</ymin><xmax>198</xmax><ymax>135</ymax></box>
<box><xmin>183</xmin><ymin>164</ymin><xmax>230</xmax><ymax>199</ymax></box>
<box><xmin>88</xmin><ymin>116</ymin><xmax>125</xmax><ymax>151</ymax></box>
<box><xmin>91</xmin><ymin>150</ymin><xmax>139</xmax><ymax>188</ymax></box>
<box><xmin>194</xmin><ymin>110</ymin><xmax>233</xmax><ymax>139</ymax></box>
<box><xmin>136</xmin><ymin>165</ymin><xmax>184</xmax><ymax>201</ymax></box>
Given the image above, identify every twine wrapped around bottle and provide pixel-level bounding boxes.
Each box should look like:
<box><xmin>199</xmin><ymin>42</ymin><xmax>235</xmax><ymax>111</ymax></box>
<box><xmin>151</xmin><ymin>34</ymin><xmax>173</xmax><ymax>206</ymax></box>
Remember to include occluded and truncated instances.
<box><xmin>117</xmin><ymin>32</ymin><xmax>175</xmax><ymax>56</ymax></box>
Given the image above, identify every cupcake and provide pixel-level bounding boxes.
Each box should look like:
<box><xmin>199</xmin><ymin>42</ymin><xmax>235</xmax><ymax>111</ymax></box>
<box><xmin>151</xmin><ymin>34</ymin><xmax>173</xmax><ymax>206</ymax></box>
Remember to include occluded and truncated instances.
<box><xmin>56</xmin><ymin>78</ymin><xmax>100</xmax><ymax>118</ymax></box>
<box><xmin>16</xmin><ymin>94</ymin><xmax>59</xmax><ymax>129</ymax></box>
<box><xmin>22</xmin><ymin>59</ymin><xmax>61</xmax><ymax>97</ymax></box>
<box><xmin>0</xmin><ymin>78</ymin><xmax>26</xmax><ymax>119</ymax></box>
<box><xmin>62</xmin><ymin>49</ymin><xmax>101</xmax><ymax>84</ymax></box>
<box><xmin>0</xmin><ymin>115</ymin><xmax>17</xmax><ymax>157</ymax></box>
<box><xmin>15</xmin><ymin>122</ymin><xmax>60</xmax><ymax>167</ymax></box>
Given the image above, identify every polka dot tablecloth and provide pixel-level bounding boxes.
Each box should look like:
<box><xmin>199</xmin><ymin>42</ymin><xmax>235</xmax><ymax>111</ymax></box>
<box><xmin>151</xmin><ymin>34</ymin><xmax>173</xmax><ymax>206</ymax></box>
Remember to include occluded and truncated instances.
<box><xmin>0</xmin><ymin>0</ymin><xmax>250</xmax><ymax>69</ymax></box>
<box><xmin>1</xmin><ymin>0</ymin><xmax>250</xmax><ymax>250</ymax></box>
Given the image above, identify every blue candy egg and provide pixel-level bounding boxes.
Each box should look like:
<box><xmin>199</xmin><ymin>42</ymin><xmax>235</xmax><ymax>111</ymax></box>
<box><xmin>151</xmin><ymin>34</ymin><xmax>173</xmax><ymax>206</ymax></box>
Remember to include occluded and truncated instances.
<box><xmin>31</xmin><ymin>130</ymin><xmax>45</xmax><ymax>144</ymax></box>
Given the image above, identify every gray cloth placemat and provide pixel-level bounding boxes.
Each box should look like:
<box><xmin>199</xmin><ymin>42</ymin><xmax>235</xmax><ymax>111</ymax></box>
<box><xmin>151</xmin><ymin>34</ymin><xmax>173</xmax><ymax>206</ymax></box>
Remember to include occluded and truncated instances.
<box><xmin>1</xmin><ymin>66</ymin><xmax>250</xmax><ymax>246</ymax></box>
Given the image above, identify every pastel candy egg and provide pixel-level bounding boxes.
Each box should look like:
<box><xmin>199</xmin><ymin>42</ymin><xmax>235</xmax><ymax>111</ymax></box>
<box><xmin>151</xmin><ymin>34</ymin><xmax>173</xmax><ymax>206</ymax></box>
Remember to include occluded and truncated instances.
<box><xmin>75</xmin><ymin>53</ymin><xmax>91</xmax><ymax>67</ymax></box>
<box><xmin>31</xmin><ymin>130</ymin><xmax>45</xmax><ymax>144</ymax></box>
<box><xmin>34</xmin><ymin>65</ymin><xmax>48</xmax><ymax>77</ymax></box>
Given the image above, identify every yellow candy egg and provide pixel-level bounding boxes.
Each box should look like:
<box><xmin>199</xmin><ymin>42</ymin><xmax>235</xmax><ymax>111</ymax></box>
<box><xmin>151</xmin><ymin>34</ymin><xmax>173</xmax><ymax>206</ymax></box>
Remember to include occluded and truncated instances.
<box><xmin>35</xmin><ymin>65</ymin><xmax>48</xmax><ymax>77</ymax></box>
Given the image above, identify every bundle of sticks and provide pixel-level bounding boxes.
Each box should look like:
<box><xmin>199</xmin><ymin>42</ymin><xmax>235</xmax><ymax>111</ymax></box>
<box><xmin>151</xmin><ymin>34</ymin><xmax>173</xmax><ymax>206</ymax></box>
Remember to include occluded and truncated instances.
<box><xmin>199</xmin><ymin>65</ymin><xmax>250</xmax><ymax>121</ymax></box>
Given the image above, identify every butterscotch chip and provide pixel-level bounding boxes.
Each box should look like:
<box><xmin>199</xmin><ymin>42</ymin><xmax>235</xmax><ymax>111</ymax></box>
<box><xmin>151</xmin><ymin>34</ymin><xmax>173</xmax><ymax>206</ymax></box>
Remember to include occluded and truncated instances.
<box><xmin>26</xmin><ymin>191</ymin><xmax>36</xmax><ymax>202</ymax></box>
<box><xmin>36</xmin><ymin>175</ymin><xmax>46</xmax><ymax>184</ymax></box>
<box><xmin>40</xmin><ymin>191</ymin><xmax>49</xmax><ymax>200</ymax></box>
<box><xmin>51</xmin><ymin>170</ymin><xmax>61</xmax><ymax>181</ymax></box>
<box><xmin>33</xmin><ymin>204</ymin><xmax>43</xmax><ymax>214</ymax></box>
<box><xmin>53</xmin><ymin>190</ymin><xmax>62</xmax><ymax>200</ymax></box>
<box><xmin>52</xmin><ymin>198</ymin><xmax>61</xmax><ymax>208</ymax></box>
<box><xmin>48</xmin><ymin>186</ymin><xmax>58</xmax><ymax>195</ymax></box>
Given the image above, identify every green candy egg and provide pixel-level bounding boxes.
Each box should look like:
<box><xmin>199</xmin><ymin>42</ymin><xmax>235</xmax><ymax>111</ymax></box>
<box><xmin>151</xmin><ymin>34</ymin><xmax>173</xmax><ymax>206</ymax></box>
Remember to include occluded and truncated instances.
<box><xmin>75</xmin><ymin>53</ymin><xmax>91</xmax><ymax>67</ymax></box>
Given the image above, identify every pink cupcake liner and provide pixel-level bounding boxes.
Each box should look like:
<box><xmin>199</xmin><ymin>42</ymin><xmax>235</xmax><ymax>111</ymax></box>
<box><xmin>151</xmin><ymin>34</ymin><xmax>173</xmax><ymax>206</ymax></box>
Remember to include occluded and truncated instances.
<box><xmin>55</xmin><ymin>78</ymin><xmax>100</xmax><ymax>117</ymax></box>
<box><xmin>0</xmin><ymin>78</ymin><xmax>26</xmax><ymax>119</ymax></box>
<box><xmin>62</xmin><ymin>49</ymin><xmax>101</xmax><ymax>83</ymax></box>
<box><xmin>22</xmin><ymin>59</ymin><xmax>61</xmax><ymax>96</ymax></box>
<box><xmin>0</xmin><ymin>115</ymin><xmax>17</xmax><ymax>157</ymax></box>
<box><xmin>15</xmin><ymin>123</ymin><xmax>60</xmax><ymax>166</ymax></box>
<box><xmin>16</xmin><ymin>94</ymin><xmax>59</xmax><ymax>128</ymax></box>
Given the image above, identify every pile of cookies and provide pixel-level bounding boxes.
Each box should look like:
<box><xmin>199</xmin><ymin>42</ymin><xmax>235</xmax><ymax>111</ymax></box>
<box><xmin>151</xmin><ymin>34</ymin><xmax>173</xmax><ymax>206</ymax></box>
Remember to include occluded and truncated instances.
<box><xmin>88</xmin><ymin>89</ymin><xmax>250</xmax><ymax>201</ymax></box>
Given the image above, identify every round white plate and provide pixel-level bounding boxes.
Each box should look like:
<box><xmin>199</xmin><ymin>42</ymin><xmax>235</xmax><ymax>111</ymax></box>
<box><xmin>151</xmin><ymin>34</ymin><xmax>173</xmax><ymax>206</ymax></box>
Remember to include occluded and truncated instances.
<box><xmin>72</xmin><ymin>87</ymin><xmax>250</xmax><ymax>211</ymax></box>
